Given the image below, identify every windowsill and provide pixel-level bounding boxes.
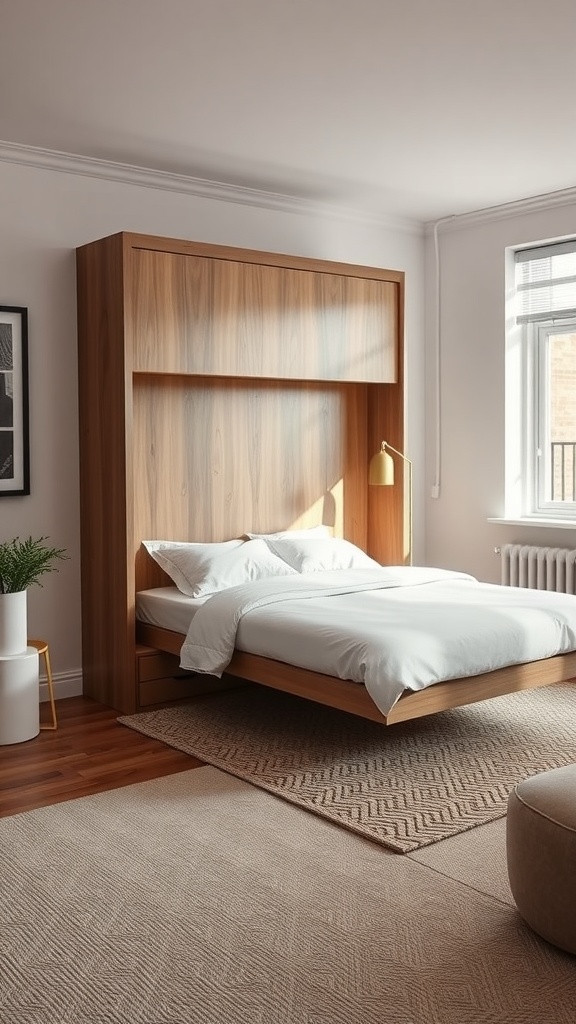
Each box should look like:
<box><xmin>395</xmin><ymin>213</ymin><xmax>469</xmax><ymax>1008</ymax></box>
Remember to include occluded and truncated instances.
<box><xmin>488</xmin><ymin>517</ymin><xmax>576</xmax><ymax>530</ymax></box>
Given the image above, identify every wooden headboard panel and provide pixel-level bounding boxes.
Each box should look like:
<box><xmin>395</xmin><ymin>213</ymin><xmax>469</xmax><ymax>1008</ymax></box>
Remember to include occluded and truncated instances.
<box><xmin>76</xmin><ymin>231</ymin><xmax>405</xmax><ymax>711</ymax></box>
<box><xmin>132</xmin><ymin>376</ymin><xmax>380</xmax><ymax>591</ymax></box>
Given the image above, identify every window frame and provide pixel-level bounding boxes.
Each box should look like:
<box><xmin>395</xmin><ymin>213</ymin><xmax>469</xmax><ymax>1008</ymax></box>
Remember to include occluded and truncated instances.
<box><xmin>523</xmin><ymin>318</ymin><xmax>576</xmax><ymax>521</ymax></box>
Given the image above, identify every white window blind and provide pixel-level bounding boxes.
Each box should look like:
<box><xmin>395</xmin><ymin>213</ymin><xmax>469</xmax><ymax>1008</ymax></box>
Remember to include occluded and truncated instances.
<box><xmin>515</xmin><ymin>240</ymin><xmax>576</xmax><ymax>322</ymax></box>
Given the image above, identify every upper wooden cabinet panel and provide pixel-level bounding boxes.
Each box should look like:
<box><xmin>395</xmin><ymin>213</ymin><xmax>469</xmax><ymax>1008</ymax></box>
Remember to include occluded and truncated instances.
<box><xmin>129</xmin><ymin>249</ymin><xmax>398</xmax><ymax>382</ymax></box>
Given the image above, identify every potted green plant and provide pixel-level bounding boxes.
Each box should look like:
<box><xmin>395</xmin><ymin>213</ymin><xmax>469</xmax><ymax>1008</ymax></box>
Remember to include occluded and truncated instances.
<box><xmin>0</xmin><ymin>536</ymin><xmax>67</xmax><ymax>656</ymax></box>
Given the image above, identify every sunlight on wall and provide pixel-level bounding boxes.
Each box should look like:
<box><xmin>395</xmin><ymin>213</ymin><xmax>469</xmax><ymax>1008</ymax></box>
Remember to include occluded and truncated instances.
<box><xmin>288</xmin><ymin>478</ymin><xmax>343</xmax><ymax>536</ymax></box>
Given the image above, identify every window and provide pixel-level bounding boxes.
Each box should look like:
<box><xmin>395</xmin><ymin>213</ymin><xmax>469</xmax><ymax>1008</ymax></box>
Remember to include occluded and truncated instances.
<box><xmin>512</xmin><ymin>241</ymin><xmax>576</xmax><ymax>521</ymax></box>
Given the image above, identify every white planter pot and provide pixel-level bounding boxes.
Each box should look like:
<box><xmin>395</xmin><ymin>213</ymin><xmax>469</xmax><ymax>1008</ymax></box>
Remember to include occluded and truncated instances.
<box><xmin>0</xmin><ymin>647</ymin><xmax>39</xmax><ymax>743</ymax></box>
<box><xmin>0</xmin><ymin>590</ymin><xmax>28</xmax><ymax>656</ymax></box>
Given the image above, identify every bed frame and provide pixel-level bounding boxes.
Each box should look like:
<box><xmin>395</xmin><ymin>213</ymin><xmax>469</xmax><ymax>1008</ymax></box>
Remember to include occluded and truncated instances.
<box><xmin>136</xmin><ymin>622</ymin><xmax>576</xmax><ymax>726</ymax></box>
<box><xmin>76</xmin><ymin>230</ymin><xmax>576</xmax><ymax>719</ymax></box>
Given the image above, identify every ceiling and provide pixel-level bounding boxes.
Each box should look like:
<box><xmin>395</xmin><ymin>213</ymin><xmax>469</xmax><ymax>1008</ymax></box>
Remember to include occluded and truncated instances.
<box><xmin>3</xmin><ymin>0</ymin><xmax>576</xmax><ymax>223</ymax></box>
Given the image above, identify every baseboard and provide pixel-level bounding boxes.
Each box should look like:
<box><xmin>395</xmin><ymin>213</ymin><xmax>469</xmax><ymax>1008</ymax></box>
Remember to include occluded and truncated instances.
<box><xmin>40</xmin><ymin>669</ymin><xmax>83</xmax><ymax>702</ymax></box>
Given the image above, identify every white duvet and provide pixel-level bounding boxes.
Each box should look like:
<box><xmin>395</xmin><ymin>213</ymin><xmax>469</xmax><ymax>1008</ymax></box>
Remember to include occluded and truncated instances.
<box><xmin>179</xmin><ymin>566</ymin><xmax>576</xmax><ymax>716</ymax></box>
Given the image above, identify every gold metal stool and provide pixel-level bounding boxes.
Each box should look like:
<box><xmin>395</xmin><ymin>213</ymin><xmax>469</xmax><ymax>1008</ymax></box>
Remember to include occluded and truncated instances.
<box><xmin>28</xmin><ymin>639</ymin><xmax>57</xmax><ymax>730</ymax></box>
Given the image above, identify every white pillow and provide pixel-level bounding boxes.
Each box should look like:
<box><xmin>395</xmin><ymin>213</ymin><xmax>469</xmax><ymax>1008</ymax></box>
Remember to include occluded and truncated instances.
<box><xmin>264</xmin><ymin>536</ymin><xmax>381</xmax><ymax>573</ymax></box>
<box><xmin>244</xmin><ymin>525</ymin><xmax>331</xmax><ymax>541</ymax></box>
<box><xmin>142</xmin><ymin>537</ymin><xmax>297</xmax><ymax>597</ymax></box>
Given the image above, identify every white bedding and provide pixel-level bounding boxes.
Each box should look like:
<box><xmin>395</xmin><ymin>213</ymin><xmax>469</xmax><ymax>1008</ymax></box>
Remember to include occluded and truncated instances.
<box><xmin>137</xmin><ymin>587</ymin><xmax>207</xmax><ymax>634</ymax></box>
<box><xmin>172</xmin><ymin>566</ymin><xmax>576</xmax><ymax>716</ymax></box>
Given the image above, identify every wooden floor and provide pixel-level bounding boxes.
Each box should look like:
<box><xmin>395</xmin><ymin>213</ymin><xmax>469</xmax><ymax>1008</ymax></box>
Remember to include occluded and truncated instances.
<box><xmin>0</xmin><ymin>696</ymin><xmax>204</xmax><ymax>818</ymax></box>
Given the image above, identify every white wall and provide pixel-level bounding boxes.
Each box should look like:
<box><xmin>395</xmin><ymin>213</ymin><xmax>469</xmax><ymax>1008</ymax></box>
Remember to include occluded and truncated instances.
<box><xmin>0</xmin><ymin>155</ymin><xmax>424</xmax><ymax>696</ymax></box>
<box><xmin>425</xmin><ymin>203</ymin><xmax>576</xmax><ymax>582</ymax></box>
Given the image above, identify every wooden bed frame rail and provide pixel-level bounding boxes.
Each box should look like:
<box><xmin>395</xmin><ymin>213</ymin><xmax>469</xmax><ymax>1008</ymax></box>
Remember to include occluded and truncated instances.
<box><xmin>136</xmin><ymin>622</ymin><xmax>576</xmax><ymax>726</ymax></box>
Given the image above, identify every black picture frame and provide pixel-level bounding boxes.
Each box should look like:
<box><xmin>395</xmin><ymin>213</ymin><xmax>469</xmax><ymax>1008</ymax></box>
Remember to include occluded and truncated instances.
<box><xmin>0</xmin><ymin>305</ymin><xmax>30</xmax><ymax>496</ymax></box>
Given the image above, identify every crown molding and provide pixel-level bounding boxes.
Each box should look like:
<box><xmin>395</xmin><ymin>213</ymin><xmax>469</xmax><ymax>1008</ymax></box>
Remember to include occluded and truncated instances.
<box><xmin>0</xmin><ymin>139</ymin><xmax>422</xmax><ymax>235</ymax></box>
<box><xmin>4</xmin><ymin>139</ymin><xmax>574</xmax><ymax>235</ymax></box>
<box><xmin>426</xmin><ymin>184</ymin><xmax>576</xmax><ymax>234</ymax></box>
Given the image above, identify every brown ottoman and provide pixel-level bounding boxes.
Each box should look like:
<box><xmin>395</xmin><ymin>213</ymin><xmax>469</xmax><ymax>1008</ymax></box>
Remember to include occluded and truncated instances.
<box><xmin>507</xmin><ymin>764</ymin><xmax>576</xmax><ymax>955</ymax></box>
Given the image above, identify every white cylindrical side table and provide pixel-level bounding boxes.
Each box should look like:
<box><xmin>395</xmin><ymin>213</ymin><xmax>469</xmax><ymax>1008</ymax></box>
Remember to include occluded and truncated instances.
<box><xmin>0</xmin><ymin>647</ymin><xmax>40</xmax><ymax>744</ymax></box>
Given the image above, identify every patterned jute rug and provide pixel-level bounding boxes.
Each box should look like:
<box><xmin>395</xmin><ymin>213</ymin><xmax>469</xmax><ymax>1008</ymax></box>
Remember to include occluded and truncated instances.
<box><xmin>119</xmin><ymin>681</ymin><xmax>576</xmax><ymax>853</ymax></box>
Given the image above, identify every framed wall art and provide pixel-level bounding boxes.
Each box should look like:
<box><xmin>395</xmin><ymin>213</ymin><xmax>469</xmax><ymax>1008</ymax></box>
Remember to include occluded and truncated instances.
<box><xmin>0</xmin><ymin>306</ymin><xmax>30</xmax><ymax>496</ymax></box>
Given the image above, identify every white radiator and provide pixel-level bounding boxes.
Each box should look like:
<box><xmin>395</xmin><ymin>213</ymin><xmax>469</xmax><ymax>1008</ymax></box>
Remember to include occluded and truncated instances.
<box><xmin>500</xmin><ymin>544</ymin><xmax>576</xmax><ymax>595</ymax></box>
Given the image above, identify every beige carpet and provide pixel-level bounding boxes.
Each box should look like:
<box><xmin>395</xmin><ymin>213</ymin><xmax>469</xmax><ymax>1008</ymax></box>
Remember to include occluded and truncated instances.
<box><xmin>1</xmin><ymin>767</ymin><xmax>575</xmax><ymax>1024</ymax></box>
<box><xmin>119</xmin><ymin>682</ymin><xmax>576</xmax><ymax>853</ymax></box>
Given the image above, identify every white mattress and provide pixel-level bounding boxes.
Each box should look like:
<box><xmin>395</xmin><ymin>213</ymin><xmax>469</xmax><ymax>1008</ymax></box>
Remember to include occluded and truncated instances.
<box><xmin>137</xmin><ymin>587</ymin><xmax>206</xmax><ymax>634</ymax></box>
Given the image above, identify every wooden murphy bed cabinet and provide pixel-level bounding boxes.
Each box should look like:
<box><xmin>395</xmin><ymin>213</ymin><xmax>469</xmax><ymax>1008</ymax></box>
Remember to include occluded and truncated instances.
<box><xmin>76</xmin><ymin>232</ymin><xmax>405</xmax><ymax>713</ymax></box>
<box><xmin>136</xmin><ymin>645</ymin><xmax>239</xmax><ymax>707</ymax></box>
<box><xmin>136</xmin><ymin>646</ymin><xmax>196</xmax><ymax>707</ymax></box>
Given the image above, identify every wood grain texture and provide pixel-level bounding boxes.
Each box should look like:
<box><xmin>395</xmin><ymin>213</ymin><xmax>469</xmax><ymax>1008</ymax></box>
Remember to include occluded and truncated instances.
<box><xmin>136</xmin><ymin>623</ymin><xmax>576</xmax><ymax>728</ymax></box>
<box><xmin>367</xmin><ymin>273</ymin><xmax>406</xmax><ymax>565</ymax></box>
<box><xmin>386</xmin><ymin>652</ymin><xmax>576</xmax><ymax>724</ymax></box>
<box><xmin>76</xmin><ymin>231</ymin><xmax>404</xmax><ymax>712</ymax></box>
<box><xmin>132</xmin><ymin>376</ymin><xmax>373</xmax><ymax>590</ymax></box>
<box><xmin>0</xmin><ymin>696</ymin><xmax>200</xmax><ymax>818</ymax></box>
<box><xmin>76</xmin><ymin>234</ymin><xmax>135</xmax><ymax>711</ymax></box>
<box><xmin>124</xmin><ymin>230</ymin><xmax>405</xmax><ymax>282</ymax></box>
<box><xmin>130</xmin><ymin>250</ymin><xmax>398</xmax><ymax>382</ymax></box>
<box><xmin>136</xmin><ymin>645</ymin><xmax>244</xmax><ymax>705</ymax></box>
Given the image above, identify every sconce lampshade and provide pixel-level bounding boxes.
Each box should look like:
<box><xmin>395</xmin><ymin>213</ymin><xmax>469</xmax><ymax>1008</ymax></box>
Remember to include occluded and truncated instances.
<box><xmin>368</xmin><ymin>445</ymin><xmax>395</xmax><ymax>486</ymax></box>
